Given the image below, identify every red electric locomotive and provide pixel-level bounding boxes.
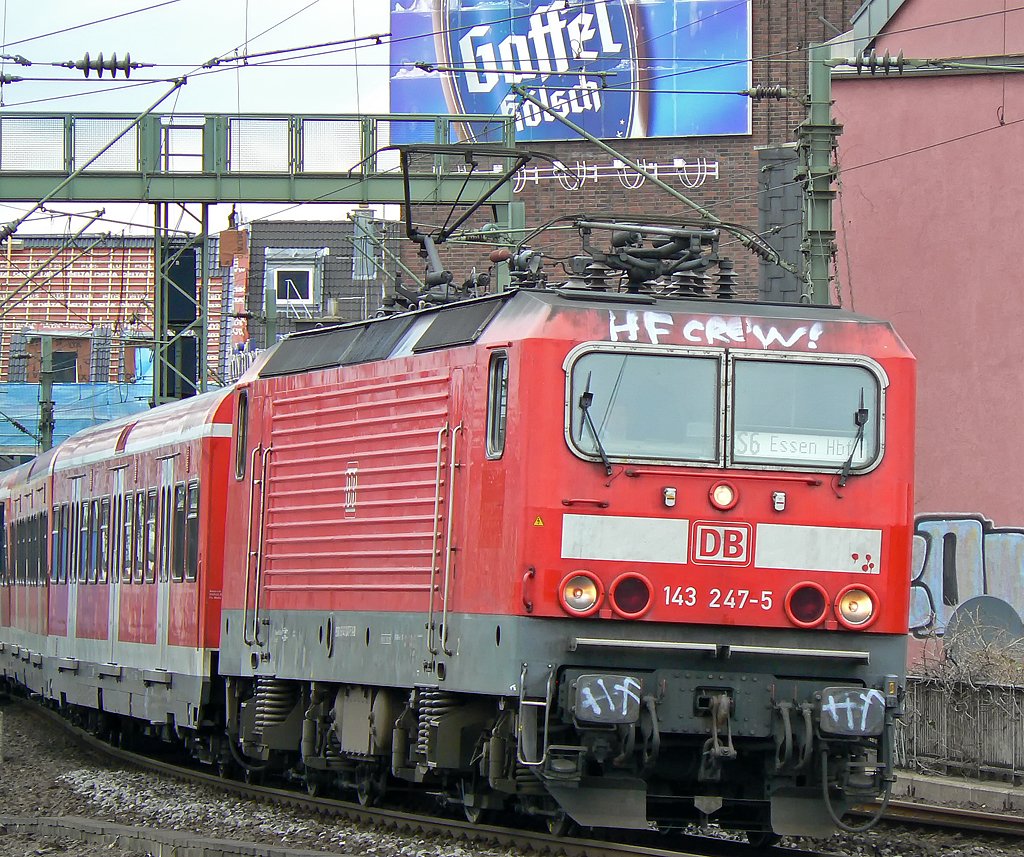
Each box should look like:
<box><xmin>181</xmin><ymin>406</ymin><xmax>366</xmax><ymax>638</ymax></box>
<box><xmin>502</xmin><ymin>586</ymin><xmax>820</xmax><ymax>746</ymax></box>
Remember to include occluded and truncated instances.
<box><xmin>0</xmin><ymin>217</ymin><xmax>915</xmax><ymax>843</ymax></box>
<box><xmin>217</xmin><ymin>221</ymin><xmax>915</xmax><ymax>839</ymax></box>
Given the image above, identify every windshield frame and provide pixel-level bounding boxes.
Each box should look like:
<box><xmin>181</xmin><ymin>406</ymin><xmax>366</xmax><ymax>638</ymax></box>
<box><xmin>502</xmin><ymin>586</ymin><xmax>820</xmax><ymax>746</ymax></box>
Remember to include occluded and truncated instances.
<box><xmin>726</xmin><ymin>350</ymin><xmax>889</xmax><ymax>474</ymax></box>
<box><xmin>563</xmin><ymin>342</ymin><xmax>726</xmax><ymax>469</ymax></box>
<box><xmin>562</xmin><ymin>343</ymin><xmax>889</xmax><ymax>474</ymax></box>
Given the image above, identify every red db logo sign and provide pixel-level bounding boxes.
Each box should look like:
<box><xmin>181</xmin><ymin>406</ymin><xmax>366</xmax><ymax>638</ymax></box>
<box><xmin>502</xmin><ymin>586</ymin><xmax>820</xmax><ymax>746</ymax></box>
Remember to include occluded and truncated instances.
<box><xmin>691</xmin><ymin>522</ymin><xmax>752</xmax><ymax>565</ymax></box>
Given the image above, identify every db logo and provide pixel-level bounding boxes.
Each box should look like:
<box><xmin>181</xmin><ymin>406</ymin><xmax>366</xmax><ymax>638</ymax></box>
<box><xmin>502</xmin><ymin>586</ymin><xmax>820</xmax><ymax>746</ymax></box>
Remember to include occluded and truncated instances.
<box><xmin>691</xmin><ymin>522</ymin><xmax>752</xmax><ymax>565</ymax></box>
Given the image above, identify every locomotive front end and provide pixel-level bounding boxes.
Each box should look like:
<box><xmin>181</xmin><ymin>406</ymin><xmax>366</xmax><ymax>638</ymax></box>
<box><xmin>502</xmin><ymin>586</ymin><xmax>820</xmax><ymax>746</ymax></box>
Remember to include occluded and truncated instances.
<box><xmin>514</xmin><ymin>297</ymin><xmax>915</xmax><ymax>839</ymax></box>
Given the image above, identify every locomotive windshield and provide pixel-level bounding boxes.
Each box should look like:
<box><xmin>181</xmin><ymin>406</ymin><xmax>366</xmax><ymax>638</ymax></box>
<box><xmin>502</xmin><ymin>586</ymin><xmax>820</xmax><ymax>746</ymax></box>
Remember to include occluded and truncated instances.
<box><xmin>568</xmin><ymin>351</ymin><xmax>720</xmax><ymax>462</ymax></box>
<box><xmin>732</xmin><ymin>359</ymin><xmax>881</xmax><ymax>470</ymax></box>
<box><xmin>566</xmin><ymin>347</ymin><xmax>884</xmax><ymax>471</ymax></box>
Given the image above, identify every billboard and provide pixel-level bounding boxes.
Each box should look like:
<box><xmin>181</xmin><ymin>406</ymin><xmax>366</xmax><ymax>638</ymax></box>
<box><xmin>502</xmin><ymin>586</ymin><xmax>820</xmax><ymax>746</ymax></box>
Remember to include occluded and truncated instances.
<box><xmin>389</xmin><ymin>0</ymin><xmax>752</xmax><ymax>141</ymax></box>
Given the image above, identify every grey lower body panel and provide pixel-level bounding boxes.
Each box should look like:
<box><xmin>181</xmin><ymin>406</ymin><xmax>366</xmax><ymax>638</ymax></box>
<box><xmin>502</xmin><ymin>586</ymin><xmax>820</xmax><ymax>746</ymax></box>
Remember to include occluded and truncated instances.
<box><xmin>222</xmin><ymin>607</ymin><xmax>906</xmax><ymax>699</ymax></box>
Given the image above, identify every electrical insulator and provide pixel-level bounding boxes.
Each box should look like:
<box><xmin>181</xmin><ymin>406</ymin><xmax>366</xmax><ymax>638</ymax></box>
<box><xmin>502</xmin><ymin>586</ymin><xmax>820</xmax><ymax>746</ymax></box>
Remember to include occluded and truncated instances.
<box><xmin>746</xmin><ymin>85</ymin><xmax>792</xmax><ymax>101</ymax></box>
<box><xmin>853</xmin><ymin>49</ymin><xmax>905</xmax><ymax>75</ymax></box>
<box><xmin>73</xmin><ymin>52</ymin><xmax>136</xmax><ymax>79</ymax></box>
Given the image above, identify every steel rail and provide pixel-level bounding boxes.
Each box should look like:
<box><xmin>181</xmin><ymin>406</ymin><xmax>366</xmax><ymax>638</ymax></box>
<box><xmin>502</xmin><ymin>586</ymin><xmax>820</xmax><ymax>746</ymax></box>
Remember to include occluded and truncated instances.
<box><xmin>12</xmin><ymin>697</ymin><xmax>845</xmax><ymax>857</ymax></box>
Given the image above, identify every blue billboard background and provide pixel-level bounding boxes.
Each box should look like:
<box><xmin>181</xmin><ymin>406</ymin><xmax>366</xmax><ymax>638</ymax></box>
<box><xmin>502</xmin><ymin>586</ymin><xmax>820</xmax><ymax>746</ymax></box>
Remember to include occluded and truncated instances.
<box><xmin>389</xmin><ymin>0</ymin><xmax>752</xmax><ymax>142</ymax></box>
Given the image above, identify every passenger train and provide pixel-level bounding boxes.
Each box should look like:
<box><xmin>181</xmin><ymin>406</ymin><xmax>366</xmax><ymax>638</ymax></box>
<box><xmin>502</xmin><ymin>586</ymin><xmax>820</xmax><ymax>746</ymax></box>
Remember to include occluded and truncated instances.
<box><xmin>0</xmin><ymin>218</ymin><xmax>915</xmax><ymax>843</ymax></box>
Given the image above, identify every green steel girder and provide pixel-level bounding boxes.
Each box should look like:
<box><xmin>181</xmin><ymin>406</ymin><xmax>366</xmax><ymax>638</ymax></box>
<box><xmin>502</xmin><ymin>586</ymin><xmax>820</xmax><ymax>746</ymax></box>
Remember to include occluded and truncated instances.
<box><xmin>0</xmin><ymin>174</ymin><xmax>516</xmax><ymax>205</ymax></box>
<box><xmin>0</xmin><ymin>111</ymin><xmax>516</xmax><ymax>205</ymax></box>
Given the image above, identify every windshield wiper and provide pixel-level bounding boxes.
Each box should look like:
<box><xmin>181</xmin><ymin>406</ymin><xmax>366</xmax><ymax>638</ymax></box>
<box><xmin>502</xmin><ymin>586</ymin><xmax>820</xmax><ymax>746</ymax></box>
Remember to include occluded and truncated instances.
<box><xmin>579</xmin><ymin>372</ymin><xmax>613</xmax><ymax>476</ymax></box>
<box><xmin>838</xmin><ymin>388</ymin><xmax>869</xmax><ymax>487</ymax></box>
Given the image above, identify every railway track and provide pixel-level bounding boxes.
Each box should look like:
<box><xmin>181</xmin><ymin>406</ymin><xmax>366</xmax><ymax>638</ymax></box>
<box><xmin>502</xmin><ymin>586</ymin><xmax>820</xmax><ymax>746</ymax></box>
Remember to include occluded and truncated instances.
<box><xmin>854</xmin><ymin>799</ymin><xmax>1024</xmax><ymax>837</ymax></box>
<box><xmin>13</xmin><ymin>698</ymin><xmax>1024</xmax><ymax>857</ymax></box>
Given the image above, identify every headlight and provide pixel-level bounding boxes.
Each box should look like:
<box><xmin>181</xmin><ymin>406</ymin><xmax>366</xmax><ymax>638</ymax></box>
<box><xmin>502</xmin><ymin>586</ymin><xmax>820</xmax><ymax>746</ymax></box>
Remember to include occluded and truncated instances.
<box><xmin>559</xmin><ymin>571</ymin><xmax>603</xmax><ymax>617</ymax></box>
<box><xmin>709</xmin><ymin>481</ymin><xmax>738</xmax><ymax>511</ymax></box>
<box><xmin>835</xmin><ymin>585</ymin><xmax>878</xmax><ymax>629</ymax></box>
<box><xmin>785</xmin><ymin>582</ymin><xmax>828</xmax><ymax>628</ymax></box>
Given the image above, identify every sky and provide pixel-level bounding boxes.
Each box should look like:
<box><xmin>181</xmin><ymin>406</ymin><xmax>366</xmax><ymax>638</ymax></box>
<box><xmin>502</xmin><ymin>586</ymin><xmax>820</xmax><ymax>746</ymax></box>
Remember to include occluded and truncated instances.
<box><xmin>0</xmin><ymin>0</ymin><xmax>394</xmax><ymax>233</ymax></box>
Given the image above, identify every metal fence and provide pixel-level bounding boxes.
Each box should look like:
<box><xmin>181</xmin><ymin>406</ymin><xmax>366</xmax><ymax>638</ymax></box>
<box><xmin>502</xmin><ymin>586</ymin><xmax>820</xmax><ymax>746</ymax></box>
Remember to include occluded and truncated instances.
<box><xmin>898</xmin><ymin>677</ymin><xmax>1024</xmax><ymax>782</ymax></box>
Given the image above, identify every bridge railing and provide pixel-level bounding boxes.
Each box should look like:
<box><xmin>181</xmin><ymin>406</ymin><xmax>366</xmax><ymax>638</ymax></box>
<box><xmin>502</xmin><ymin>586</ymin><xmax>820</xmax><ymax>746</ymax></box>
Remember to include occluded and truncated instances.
<box><xmin>0</xmin><ymin>112</ymin><xmax>515</xmax><ymax>177</ymax></box>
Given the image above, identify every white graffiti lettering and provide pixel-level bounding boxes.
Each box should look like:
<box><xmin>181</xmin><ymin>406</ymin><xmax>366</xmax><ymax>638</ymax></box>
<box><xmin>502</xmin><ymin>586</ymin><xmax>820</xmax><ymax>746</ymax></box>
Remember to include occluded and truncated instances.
<box><xmin>822</xmin><ymin>688</ymin><xmax>886</xmax><ymax>732</ymax></box>
<box><xmin>608</xmin><ymin>310</ymin><xmax>826</xmax><ymax>351</ymax></box>
<box><xmin>579</xmin><ymin>685</ymin><xmax>602</xmax><ymax>715</ymax></box>
<box><xmin>614</xmin><ymin>677</ymin><xmax>642</xmax><ymax>715</ymax></box>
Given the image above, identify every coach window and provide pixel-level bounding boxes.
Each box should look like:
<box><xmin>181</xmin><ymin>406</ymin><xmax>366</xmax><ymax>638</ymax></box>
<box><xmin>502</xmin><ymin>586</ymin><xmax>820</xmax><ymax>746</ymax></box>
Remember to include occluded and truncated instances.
<box><xmin>13</xmin><ymin>521</ymin><xmax>21</xmax><ymax>585</ymax></box>
<box><xmin>171</xmin><ymin>482</ymin><xmax>186</xmax><ymax>582</ymax></box>
<box><xmin>0</xmin><ymin>505</ymin><xmax>6</xmax><ymax>584</ymax></box>
<box><xmin>67</xmin><ymin>502</ymin><xmax>77</xmax><ymax>584</ymax></box>
<box><xmin>34</xmin><ymin>515</ymin><xmax>43</xmax><ymax>585</ymax></box>
<box><xmin>49</xmin><ymin>507</ymin><xmax>58</xmax><ymax>583</ymax></box>
<box><xmin>486</xmin><ymin>351</ymin><xmax>509</xmax><ymax>459</ymax></box>
<box><xmin>24</xmin><ymin>518</ymin><xmax>33</xmax><ymax>585</ymax></box>
<box><xmin>110</xmin><ymin>494</ymin><xmax>122</xmax><ymax>584</ymax></box>
<box><xmin>185</xmin><ymin>480</ymin><xmax>199</xmax><ymax>581</ymax></box>
<box><xmin>79</xmin><ymin>501</ymin><xmax>91</xmax><ymax>583</ymax></box>
<box><xmin>133</xmin><ymin>490</ymin><xmax>145</xmax><ymax>584</ymax></box>
<box><xmin>159</xmin><ymin>485</ymin><xmax>172</xmax><ymax>582</ymax></box>
<box><xmin>26</xmin><ymin>516</ymin><xmax>33</xmax><ymax>585</ymax></box>
<box><xmin>235</xmin><ymin>390</ymin><xmax>249</xmax><ymax>479</ymax></box>
<box><xmin>86</xmin><ymin>499</ymin><xmax>99</xmax><ymax>584</ymax></box>
<box><xmin>54</xmin><ymin>504</ymin><xmax>68</xmax><ymax>584</ymax></box>
<box><xmin>33</xmin><ymin>515</ymin><xmax>41</xmax><ymax>585</ymax></box>
<box><xmin>145</xmin><ymin>488</ymin><xmax>157</xmax><ymax>584</ymax></box>
<box><xmin>8</xmin><ymin>521</ymin><xmax>16</xmax><ymax>586</ymax></box>
<box><xmin>122</xmin><ymin>494</ymin><xmax>134</xmax><ymax>583</ymax></box>
<box><xmin>98</xmin><ymin>497</ymin><xmax>110</xmax><ymax>584</ymax></box>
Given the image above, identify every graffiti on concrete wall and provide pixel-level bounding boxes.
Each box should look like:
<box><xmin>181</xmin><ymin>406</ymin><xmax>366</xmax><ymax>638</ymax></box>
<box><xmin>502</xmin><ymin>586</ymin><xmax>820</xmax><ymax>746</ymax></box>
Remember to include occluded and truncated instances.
<box><xmin>911</xmin><ymin>515</ymin><xmax>1024</xmax><ymax>635</ymax></box>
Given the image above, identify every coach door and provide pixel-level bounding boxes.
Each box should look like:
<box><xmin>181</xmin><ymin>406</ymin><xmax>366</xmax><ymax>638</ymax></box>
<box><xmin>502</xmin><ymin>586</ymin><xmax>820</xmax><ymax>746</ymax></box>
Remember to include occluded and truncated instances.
<box><xmin>239</xmin><ymin>387</ymin><xmax>272</xmax><ymax>652</ymax></box>
<box><xmin>426</xmin><ymin>368</ymin><xmax>464</xmax><ymax>665</ymax></box>
<box><xmin>106</xmin><ymin>468</ymin><xmax>125</xmax><ymax>665</ymax></box>
<box><xmin>65</xmin><ymin>475</ymin><xmax>83</xmax><ymax>646</ymax></box>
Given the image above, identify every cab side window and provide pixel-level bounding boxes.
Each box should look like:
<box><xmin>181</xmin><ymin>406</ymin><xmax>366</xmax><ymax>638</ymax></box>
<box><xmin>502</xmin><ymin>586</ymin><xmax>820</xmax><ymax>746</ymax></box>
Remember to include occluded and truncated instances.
<box><xmin>486</xmin><ymin>351</ymin><xmax>509</xmax><ymax>459</ymax></box>
<box><xmin>235</xmin><ymin>391</ymin><xmax>248</xmax><ymax>479</ymax></box>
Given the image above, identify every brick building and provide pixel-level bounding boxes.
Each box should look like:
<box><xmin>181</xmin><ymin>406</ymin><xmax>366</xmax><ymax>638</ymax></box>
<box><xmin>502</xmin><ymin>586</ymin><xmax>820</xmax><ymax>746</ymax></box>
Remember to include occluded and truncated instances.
<box><xmin>0</xmin><ymin>234</ymin><xmax>231</xmax><ymax>460</ymax></box>
<box><xmin>398</xmin><ymin>0</ymin><xmax>864</xmax><ymax>300</ymax></box>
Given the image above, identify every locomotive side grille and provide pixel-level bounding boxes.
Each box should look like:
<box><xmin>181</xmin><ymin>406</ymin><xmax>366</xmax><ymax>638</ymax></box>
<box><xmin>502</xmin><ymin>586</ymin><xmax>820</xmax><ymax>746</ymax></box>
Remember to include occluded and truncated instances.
<box><xmin>259</xmin><ymin>372</ymin><xmax>452</xmax><ymax>596</ymax></box>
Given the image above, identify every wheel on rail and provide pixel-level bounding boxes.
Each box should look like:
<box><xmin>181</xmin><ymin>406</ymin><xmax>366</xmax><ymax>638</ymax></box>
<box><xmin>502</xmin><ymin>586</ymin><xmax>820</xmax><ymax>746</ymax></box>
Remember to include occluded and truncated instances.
<box><xmin>242</xmin><ymin>766</ymin><xmax>265</xmax><ymax>785</ymax></box>
<box><xmin>745</xmin><ymin>829</ymin><xmax>782</xmax><ymax>849</ymax></box>
<box><xmin>545</xmin><ymin>809</ymin><xmax>576</xmax><ymax>836</ymax></box>
<box><xmin>355</xmin><ymin>766</ymin><xmax>387</xmax><ymax>807</ymax></box>
<box><xmin>460</xmin><ymin>776</ymin><xmax>495</xmax><ymax>824</ymax></box>
<box><xmin>305</xmin><ymin>771</ymin><xmax>327</xmax><ymax>797</ymax></box>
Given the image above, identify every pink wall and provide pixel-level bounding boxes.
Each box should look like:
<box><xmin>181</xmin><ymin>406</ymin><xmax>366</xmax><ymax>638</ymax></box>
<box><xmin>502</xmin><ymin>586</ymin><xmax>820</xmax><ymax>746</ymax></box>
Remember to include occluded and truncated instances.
<box><xmin>876</xmin><ymin>0</ymin><xmax>1024</xmax><ymax>57</ymax></box>
<box><xmin>833</xmin><ymin>55</ymin><xmax>1024</xmax><ymax>524</ymax></box>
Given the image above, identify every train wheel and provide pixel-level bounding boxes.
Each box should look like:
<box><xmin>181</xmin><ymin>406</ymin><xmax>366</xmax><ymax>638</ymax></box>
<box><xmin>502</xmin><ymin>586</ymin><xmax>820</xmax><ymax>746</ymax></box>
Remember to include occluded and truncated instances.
<box><xmin>243</xmin><ymin>767</ymin><xmax>264</xmax><ymax>785</ymax></box>
<box><xmin>546</xmin><ymin>809</ymin><xmax>575</xmax><ymax>836</ymax></box>
<box><xmin>745</xmin><ymin>830</ymin><xmax>782</xmax><ymax>849</ymax></box>
<box><xmin>355</xmin><ymin>767</ymin><xmax>386</xmax><ymax>807</ymax></box>
<box><xmin>461</xmin><ymin>777</ymin><xmax>493</xmax><ymax>824</ymax></box>
<box><xmin>306</xmin><ymin>772</ymin><xmax>326</xmax><ymax>797</ymax></box>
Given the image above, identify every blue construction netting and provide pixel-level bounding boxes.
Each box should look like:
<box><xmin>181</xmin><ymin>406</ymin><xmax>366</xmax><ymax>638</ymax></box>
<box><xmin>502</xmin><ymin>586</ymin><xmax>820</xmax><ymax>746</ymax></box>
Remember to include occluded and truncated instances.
<box><xmin>0</xmin><ymin>380</ymin><xmax>153</xmax><ymax>452</ymax></box>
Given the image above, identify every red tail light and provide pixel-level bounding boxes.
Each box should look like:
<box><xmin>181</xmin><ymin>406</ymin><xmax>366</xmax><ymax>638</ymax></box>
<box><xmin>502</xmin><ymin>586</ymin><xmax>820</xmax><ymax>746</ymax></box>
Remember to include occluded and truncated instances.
<box><xmin>610</xmin><ymin>573</ymin><xmax>652</xmax><ymax>619</ymax></box>
<box><xmin>785</xmin><ymin>582</ymin><xmax>828</xmax><ymax>628</ymax></box>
